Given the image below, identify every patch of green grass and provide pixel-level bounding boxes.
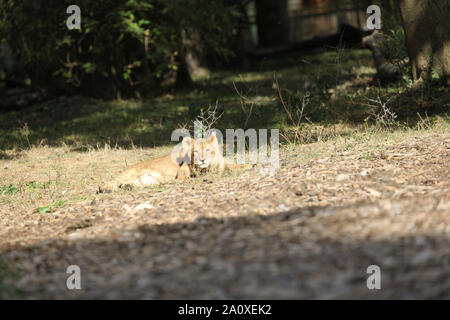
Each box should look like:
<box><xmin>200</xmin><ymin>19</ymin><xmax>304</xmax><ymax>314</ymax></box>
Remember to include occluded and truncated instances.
<box><xmin>35</xmin><ymin>199</ymin><xmax>65</xmax><ymax>214</ymax></box>
<box><xmin>25</xmin><ymin>181</ymin><xmax>53</xmax><ymax>192</ymax></box>
<box><xmin>1</xmin><ymin>183</ymin><xmax>19</xmax><ymax>195</ymax></box>
<box><xmin>1</xmin><ymin>181</ymin><xmax>55</xmax><ymax>196</ymax></box>
<box><xmin>0</xmin><ymin>48</ymin><xmax>448</xmax><ymax>155</ymax></box>
<box><xmin>0</xmin><ymin>48</ymin><xmax>366</xmax><ymax>150</ymax></box>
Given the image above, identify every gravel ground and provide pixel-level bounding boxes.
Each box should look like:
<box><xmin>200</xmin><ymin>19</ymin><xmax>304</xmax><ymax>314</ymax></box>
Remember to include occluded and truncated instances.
<box><xmin>1</xmin><ymin>133</ymin><xmax>449</xmax><ymax>299</ymax></box>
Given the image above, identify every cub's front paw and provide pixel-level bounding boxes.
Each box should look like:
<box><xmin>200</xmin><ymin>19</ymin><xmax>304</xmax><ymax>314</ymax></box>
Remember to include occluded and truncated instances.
<box><xmin>97</xmin><ymin>185</ymin><xmax>112</xmax><ymax>194</ymax></box>
<box><xmin>97</xmin><ymin>182</ymin><xmax>117</xmax><ymax>193</ymax></box>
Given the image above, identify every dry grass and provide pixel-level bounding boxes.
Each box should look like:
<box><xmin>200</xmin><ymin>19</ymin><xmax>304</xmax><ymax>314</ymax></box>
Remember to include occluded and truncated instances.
<box><xmin>0</xmin><ymin>144</ymin><xmax>171</xmax><ymax>213</ymax></box>
<box><xmin>1</xmin><ymin>117</ymin><xmax>448</xmax><ymax>218</ymax></box>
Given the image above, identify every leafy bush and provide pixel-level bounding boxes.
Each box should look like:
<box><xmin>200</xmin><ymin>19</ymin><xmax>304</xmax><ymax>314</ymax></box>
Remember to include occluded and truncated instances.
<box><xmin>0</xmin><ymin>0</ymin><xmax>242</xmax><ymax>98</ymax></box>
<box><xmin>384</xmin><ymin>28</ymin><xmax>410</xmax><ymax>83</ymax></box>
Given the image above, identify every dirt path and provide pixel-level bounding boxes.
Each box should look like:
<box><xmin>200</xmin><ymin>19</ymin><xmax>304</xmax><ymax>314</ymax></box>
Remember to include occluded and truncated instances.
<box><xmin>1</xmin><ymin>133</ymin><xmax>449</xmax><ymax>299</ymax></box>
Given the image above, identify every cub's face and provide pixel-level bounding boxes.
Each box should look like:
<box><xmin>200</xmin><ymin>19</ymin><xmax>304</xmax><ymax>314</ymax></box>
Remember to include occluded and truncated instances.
<box><xmin>183</xmin><ymin>132</ymin><xmax>220</xmax><ymax>169</ymax></box>
<box><xmin>193</xmin><ymin>133</ymin><xmax>219</xmax><ymax>169</ymax></box>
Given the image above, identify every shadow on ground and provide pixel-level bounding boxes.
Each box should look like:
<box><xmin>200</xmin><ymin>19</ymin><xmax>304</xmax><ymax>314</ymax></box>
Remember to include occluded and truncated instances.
<box><xmin>2</xmin><ymin>192</ymin><xmax>449</xmax><ymax>299</ymax></box>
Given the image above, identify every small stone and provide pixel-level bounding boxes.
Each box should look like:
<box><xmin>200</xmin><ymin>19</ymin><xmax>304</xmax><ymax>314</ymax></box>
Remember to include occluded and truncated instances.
<box><xmin>277</xmin><ymin>204</ymin><xmax>291</xmax><ymax>212</ymax></box>
<box><xmin>336</xmin><ymin>174</ymin><xmax>349</xmax><ymax>181</ymax></box>
<box><xmin>135</xmin><ymin>201</ymin><xmax>154</xmax><ymax>211</ymax></box>
<box><xmin>67</xmin><ymin>232</ymin><xmax>83</xmax><ymax>240</ymax></box>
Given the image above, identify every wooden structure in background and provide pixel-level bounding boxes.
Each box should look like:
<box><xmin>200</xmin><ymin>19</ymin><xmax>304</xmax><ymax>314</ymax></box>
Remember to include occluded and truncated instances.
<box><xmin>249</xmin><ymin>0</ymin><xmax>370</xmax><ymax>49</ymax></box>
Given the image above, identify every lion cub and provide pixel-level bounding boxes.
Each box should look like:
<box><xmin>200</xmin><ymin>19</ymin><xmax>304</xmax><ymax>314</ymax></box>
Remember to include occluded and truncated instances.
<box><xmin>98</xmin><ymin>132</ymin><xmax>252</xmax><ymax>193</ymax></box>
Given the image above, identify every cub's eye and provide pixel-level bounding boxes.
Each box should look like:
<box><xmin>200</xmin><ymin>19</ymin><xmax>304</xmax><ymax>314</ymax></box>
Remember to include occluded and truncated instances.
<box><xmin>194</xmin><ymin>150</ymin><xmax>199</xmax><ymax>154</ymax></box>
<box><xmin>206</xmin><ymin>148</ymin><xmax>211</xmax><ymax>153</ymax></box>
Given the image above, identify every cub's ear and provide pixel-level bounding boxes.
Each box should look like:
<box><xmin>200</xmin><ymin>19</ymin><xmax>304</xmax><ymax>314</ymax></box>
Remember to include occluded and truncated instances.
<box><xmin>207</xmin><ymin>131</ymin><xmax>217</xmax><ymax>144</ymax></box>
<box><xmin>182</xmin><ymin>136</ymin><xmax>193</xmax><ymax>151</ymax></box>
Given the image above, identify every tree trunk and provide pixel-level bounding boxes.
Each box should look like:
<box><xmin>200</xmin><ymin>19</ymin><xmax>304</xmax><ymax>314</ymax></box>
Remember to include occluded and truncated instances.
<box><xmin>174</xmin><ymin>29</ymin><xmax>211</xmax><ymax>90</ymax></box>
<box><xmin>175</xmin><ymin>51</ymin><xmax>194</xmax><ymax>90</ymax></box>
<box><xmin>255</xmin><ymin>0</ymin><xmax>289</xmax><ymax>47</ymax></box>
<box><xmin>184</xmin><ymin>33</ymin><xmax>210</xmax><ymax>79</ymax></box>
<box><xmin>175</xmin><ymin>30</ymin><xmax>194</xmax><ymax>90</ymax></box>
<box><xmin>398</xmin><ymin>0</ymin><xmax>450</xmax><ymax>82</ymax></box>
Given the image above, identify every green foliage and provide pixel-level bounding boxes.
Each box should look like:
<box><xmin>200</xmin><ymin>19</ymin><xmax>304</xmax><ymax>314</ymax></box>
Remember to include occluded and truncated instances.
<box><xmin>25</xmin><ymin>181</ymin><xmax>53</xmax><ymax>192</ymax></box>
<box><xmin>1</xmin><ymin>183</ymin><xmax>18</xmax><ymax>195</ymax></box>
<box><xmin>36</xmin><ymin>200</ymin><xmax>65</xmax><ymax>214</ymax></box>
<box><xmin>1</xmin><ymin>181</ymin><xmax>54</xmax><ymax>196</ymax></box>
<box><xmin>0</xmin><ymin>0</ymin><xmax>242</xmax><ymax>97</ymax></box>
<box><xmin>37</xmin><ymin>206</ymin><xmax>51</xmax><ymax>214</ymax></box>
<box><xmin>385</xmin><ymin>28</ymin><xmax>410</xmax><ymax>82</ymax></box>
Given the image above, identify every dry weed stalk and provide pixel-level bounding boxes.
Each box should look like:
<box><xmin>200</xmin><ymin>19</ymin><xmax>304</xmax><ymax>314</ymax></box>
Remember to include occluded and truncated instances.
<box><xmin>178</xmin><ymin>101</ymin><xmax>224</xmax><ymax>138</ymax></box>
<box><xmin>416</xmin><ymin>112</ymin><xmax>432</xmax><ymax>130</ymax></box>
<box><xmin>19</xmin><ymin>122</ymin><xmax>31</xmax><ymax>148</ymax></box>
<box><xmin>364</xmin><ymin>95</ymin><xmax>398</xmax><ymax>129</ymax></box>
<box><xmin>233</xmin><ymin>78</ymin><xmax>254</xmax><ymax>129</ymax></box>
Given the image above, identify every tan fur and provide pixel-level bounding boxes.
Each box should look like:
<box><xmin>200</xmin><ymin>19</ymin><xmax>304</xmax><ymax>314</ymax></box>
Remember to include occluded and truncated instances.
<box><xmin>98</xmin><ymin>137</ymin><xmax>194</xmax><ymax>193</ymax></box>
